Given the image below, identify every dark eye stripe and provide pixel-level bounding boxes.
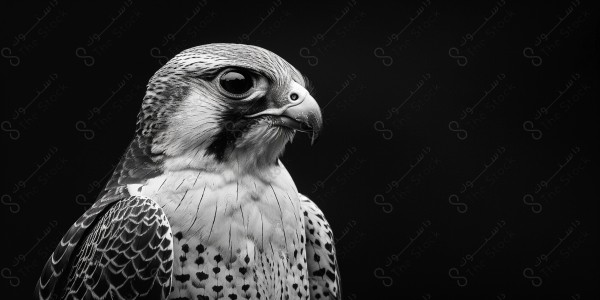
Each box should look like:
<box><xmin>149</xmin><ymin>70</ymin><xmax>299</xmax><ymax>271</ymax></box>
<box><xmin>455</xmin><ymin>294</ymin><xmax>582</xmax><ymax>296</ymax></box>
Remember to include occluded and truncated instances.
<box><xmin>205</xmin><ymin>96</ymin><xmax>268</xmax><ymax>161</ymax></box>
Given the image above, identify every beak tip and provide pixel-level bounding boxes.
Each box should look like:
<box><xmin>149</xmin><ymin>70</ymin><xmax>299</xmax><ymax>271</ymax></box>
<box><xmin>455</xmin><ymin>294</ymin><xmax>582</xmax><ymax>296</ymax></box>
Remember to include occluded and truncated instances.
<box><xmin>310</xmin><ymin>132</ymin><xmax>319</xmax><ymax>146</ymax></box>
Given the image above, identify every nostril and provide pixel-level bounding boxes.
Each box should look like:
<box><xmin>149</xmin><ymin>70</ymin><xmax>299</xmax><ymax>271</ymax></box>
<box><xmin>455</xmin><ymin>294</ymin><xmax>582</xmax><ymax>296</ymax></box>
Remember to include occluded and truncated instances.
<box><xmin>290</xmin><ymin>93</ymin><xmax>299</xmax><ymax>101</ymax></box>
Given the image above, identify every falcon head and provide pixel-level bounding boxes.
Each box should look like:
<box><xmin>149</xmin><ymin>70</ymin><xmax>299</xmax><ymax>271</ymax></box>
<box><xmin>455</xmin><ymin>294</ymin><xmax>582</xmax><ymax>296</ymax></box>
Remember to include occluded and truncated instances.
<box><xmin>136</xmin><ymin>43</ymin><xmax>322</xmax><ymax>172</ymax></box>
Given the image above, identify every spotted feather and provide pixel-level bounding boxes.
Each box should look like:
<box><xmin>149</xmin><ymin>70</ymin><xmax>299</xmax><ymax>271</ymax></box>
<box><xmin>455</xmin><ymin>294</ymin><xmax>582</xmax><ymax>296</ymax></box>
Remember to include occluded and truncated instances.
<box><xmin>300</xmin><ymin>195</ymin><xmax>341</xmax><ymax>300</ymax></box>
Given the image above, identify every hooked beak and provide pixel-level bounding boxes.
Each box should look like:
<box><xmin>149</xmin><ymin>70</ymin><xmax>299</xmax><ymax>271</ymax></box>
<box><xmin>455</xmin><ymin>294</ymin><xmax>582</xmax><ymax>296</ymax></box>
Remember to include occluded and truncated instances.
<box><xmin>246</xmin><ymin>81</ymin><xmax>322</xmax><ymax>144</ymax></box>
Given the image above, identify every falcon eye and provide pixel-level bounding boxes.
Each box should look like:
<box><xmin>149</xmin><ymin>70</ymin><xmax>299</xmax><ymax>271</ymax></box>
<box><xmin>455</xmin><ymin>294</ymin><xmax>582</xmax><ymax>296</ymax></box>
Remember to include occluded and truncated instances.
<box><xmin>218</xmin><ymin>69</ymin><xmax>254</xmax><ymax>97</ymax></box>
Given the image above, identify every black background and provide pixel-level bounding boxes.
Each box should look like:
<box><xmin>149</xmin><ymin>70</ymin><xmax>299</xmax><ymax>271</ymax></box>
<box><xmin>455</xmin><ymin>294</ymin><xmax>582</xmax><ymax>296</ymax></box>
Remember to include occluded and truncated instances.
<box><xmin>2</xmin><ymin>0</ymin><xmax>599</xmax><ymax>299</ymax></box>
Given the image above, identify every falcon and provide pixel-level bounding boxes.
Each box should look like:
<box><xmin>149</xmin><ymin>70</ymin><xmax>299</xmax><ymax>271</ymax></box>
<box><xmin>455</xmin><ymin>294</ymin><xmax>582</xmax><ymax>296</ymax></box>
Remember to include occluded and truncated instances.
<box><xmin>36</xmin><ymin>44</ymin><xmax>341</xmax><ymax>300</ymax></box>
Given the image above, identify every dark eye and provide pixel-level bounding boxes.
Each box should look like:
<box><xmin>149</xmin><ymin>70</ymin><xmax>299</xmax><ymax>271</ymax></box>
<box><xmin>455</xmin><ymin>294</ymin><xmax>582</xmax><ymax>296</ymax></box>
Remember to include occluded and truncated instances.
<box><xmin>219</xmin><ymin>69</ymin><xmax>253</xmax><ymax>96</ymax></box>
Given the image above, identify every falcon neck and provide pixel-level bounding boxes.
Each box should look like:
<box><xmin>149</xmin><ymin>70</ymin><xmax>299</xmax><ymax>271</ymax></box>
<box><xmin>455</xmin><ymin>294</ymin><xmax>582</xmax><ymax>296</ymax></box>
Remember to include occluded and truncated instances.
<box><xmin>125</xmin><ymin>161</ymin><xmax>303</xmax><ymax>256</ymax></box>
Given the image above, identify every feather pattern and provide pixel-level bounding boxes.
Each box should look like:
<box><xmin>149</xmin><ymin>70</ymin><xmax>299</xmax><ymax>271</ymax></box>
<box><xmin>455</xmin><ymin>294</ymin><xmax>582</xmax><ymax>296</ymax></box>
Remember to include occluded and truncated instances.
<box><xmin>35</xmin><ymin>189</ymin><xmax>175</xmax><ymax>300</ymax></box>
<box><xmin>36</xmin><ymin>187</ymin><xmax>127</xmax><ymax>300</ymax></box>
<box><xmin>300</xmin><ymin>195</ymin><xmax>342</xmax><ymax>300</ymax></box>
<box><xmin>62</xmin><ymin>196</ymin><xmax>173</xmax><ymax>299</ymax></box>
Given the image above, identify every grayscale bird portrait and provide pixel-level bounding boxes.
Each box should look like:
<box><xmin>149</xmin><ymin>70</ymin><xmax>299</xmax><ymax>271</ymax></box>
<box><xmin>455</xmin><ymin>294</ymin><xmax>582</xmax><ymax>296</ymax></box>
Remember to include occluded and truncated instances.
<box><xmin>1</xmin><ymin>1</ymin><xmax>598</xmax><ymax>299</ymax></box>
